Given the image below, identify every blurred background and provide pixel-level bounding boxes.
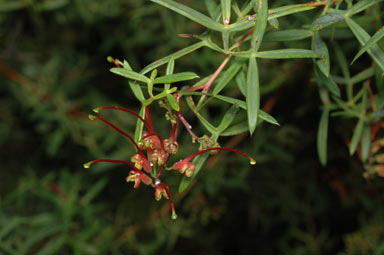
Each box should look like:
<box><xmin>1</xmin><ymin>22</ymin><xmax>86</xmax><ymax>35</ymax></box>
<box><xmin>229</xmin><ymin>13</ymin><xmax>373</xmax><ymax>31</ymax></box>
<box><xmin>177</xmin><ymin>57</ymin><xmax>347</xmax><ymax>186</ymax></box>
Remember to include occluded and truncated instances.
<box><xmin>1</xmin><ymin>0</ymin><xmax>384</xmax><ymax>254</ymax></box>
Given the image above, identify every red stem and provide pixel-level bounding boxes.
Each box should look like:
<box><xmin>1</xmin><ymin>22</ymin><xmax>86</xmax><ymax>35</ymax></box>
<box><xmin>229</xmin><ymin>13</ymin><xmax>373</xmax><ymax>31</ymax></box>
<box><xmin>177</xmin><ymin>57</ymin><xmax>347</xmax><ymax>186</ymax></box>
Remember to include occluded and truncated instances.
<box><xmin>87</xmin><ymin>159</ymin><xmax>139</xmax><ymax>171</ymax></box>
<box><xmin>93</xmin><ymin>116</ymin><xmax>145</xmax><ymax>157</ymax></box>
<box><xmin>95</xmin><ymin>106</ymin><xmax>153</xmax><ymax>132</ymax></box>
<box><xmin>161</xmin><ymin>183</ymin><xmax>177</xmax><ymax>218</ymax></box>
<box><xmin>145</xmin><ymin>107</ymin><xmax>154</xmax><ymax>132</ymax></box>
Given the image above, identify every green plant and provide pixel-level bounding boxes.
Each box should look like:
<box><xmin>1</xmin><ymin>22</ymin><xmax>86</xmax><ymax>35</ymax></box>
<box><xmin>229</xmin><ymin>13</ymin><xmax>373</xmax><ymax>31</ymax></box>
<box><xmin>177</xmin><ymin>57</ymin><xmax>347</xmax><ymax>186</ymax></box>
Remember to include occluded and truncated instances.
<box><xmin>83</xmin><ymin>0</ymin><xmax>384</xmax><ymax>218</ymax></box>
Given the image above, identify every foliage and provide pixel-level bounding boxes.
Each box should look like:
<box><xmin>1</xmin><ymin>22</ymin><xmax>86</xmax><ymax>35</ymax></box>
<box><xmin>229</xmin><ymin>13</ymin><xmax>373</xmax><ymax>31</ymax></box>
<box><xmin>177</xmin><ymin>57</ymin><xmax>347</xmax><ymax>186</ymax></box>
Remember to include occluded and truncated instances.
<box><xmin>1</xmin><ymin>0</ymin><xmax>384</xmax><ymax>254</ymax></box>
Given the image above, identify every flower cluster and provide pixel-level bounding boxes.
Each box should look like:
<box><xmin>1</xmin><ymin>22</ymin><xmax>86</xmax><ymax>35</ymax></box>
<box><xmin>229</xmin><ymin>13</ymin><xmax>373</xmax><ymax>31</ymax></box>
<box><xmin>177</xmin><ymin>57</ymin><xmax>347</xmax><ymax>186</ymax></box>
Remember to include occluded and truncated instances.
<box><xmin>84</xmin><ymin>105</ymin><xmax>255</xmax><ymax>219</ymax></box>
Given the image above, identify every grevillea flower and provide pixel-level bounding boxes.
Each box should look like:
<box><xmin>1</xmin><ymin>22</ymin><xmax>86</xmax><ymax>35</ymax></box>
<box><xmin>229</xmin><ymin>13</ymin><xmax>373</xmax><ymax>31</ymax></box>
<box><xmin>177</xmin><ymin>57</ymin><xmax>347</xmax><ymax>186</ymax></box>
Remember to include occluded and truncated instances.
<box><xmin>126</xmin><ymin>169</ymin><xmax>152</xmax><ymax>188</ymax></box>
<box><xmin>131</xmin><ymin>153</ymin><xmax>152</xmax><ymax>173</ymax></box>
<box><xmin>173</xmin><ymin>160</ymin><xmax>195</xmax><ymax>177</ymax></box>
<box><xmin>154</xmin><ymin>182</ymin><xmax>177</xmax><ymax>220</ymax></box>
<box><xmin>84</xmin><ymin>104</ymin><xmax>256</xmax><ymax>219</ymax></box>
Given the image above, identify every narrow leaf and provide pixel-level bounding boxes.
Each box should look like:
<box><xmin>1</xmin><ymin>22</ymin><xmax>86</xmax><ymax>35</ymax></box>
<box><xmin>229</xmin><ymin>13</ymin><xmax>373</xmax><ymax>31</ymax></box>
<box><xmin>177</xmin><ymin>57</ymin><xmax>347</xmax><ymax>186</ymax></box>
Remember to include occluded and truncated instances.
<box><xmin>221</xmin><ymin>0</ymin><xmax>231</xmax><ymax>24</ymax></box>
<box><xmin>216</xmin><ymin>104</ymin><xmax>240</xmax><ymax>133</ymax></box>
<box><xmin>346</xmin><ymin>0</ymin><xmax>384</xmax><ymax>17</ymax></box>
<box><xmin>312</xmin><ymin>32</ymin><xmax>330</xmax><ymax>77</ymax></box>
<box><xmin>227</xmin><ymin>4</ymin><xmax>315</xmax><ymax>33</ymax></box>
<box><xmin>205</xmin><ymin>0</ymin><xmax>219</xmax><ymax>19</ymax></box>
<box><xmin>154</xmin><ymin>72</ymin><xmax>199</xmax><ymax>84</ymax></box>
<box><xmin>346</xmin><ymin>17</ymin><xmax>384</xmax><ymax>72</ymax></box>
<box><xmin>110</xmin><ymin>68</ymin><xmax>150</xmax><ymax>83</ymax></box>
<box><xmin>134</xmin><ymin>106</ymin><xmax>146</xmax><ymax>143</ymax></box>
<box><xmin>310</xmin><ymin>12</ymin><xmax>345</xmax><ymax>32</ymax></box>
<box><xmin>124</xmin><ymin>60</ymin><xmax>145</xmax><ymax>101</ymax></box>
<box><xmin>215</xmin><ymin>95</ymin><xmax>279</xmax><ymax>125</ymax></box>
<box><xmin>264</xmin><ymin>29</ymin><xmax>311</xmax><ymax>42</ymax></box>
<box><xmin>317</xmin><ymin>107</ymin><xmax>329</xmax><ymax>166</ymax></box>
<box><xmin>251</xmin><ymin>0</ymin><xmax>268</xmax><ymax>52</ymax></box>
<box><xmin>212</xmin><ymin>62</ymin><xmax>242</xmax><ymax>95</ymax></box>
<box><xmin>167</xmin><ymin>94</ymin><xmax>180</xmax><ymax>111</ymax></box>
<box><xmin>150</xmin><ymin>0</ymin><xmax>224</xmax><ymax>32</ymax></box>
<box><xmin>315</xmin><ymin>66</ymin><xmax>341</xmax><ymax>97</ymax></box>
<box><xmin>236</xmin><ymin>71</ymin><xmax>247</xmax><ymax>96</ymax></box>
<box><xmin>349</xmin><ymin>117</ymin><xmax>365</xmax><ymax>155</ymax></box>
<box><xmin>333</xmin><ymin>42</ymin><xmax>351</xmax><ymax>79</ymax></box>
<box><xmin>140</xmin><ymin>42</ymin><xmax>205</xmax><ymax>75</ymax></box>
<box><xmin>220</xmin><ymin>121</ymin><xmax>248</xmax><ymax>136</ymax></box>
<box><xmin>352</xmin><ymin>26</ymin><xmax>384</xmax><ymax>64</ymax></box>
<box><xmin>246</xmin><ymin>57</ymin><xmax>260</xmax><ymax>134</ymax></box>
<box><xmin>256</xmin><ymin>49</ymin><xmax>320</xmax><ymax>59</ymax></box>
<box><xmin>268</xmin><ymin>4</ymin><xmax>315</xmax><ymax>20</ymax></box>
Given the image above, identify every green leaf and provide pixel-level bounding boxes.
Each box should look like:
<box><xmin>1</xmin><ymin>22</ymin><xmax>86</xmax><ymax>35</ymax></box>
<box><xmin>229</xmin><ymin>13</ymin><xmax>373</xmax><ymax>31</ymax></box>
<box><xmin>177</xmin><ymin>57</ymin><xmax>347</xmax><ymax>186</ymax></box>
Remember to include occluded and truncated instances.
<box><xmin>220</xmin><ymin>121</ymin><xmax>248</xmax><ymax>136</ymax></box>
<box><xmin>150</xmin><ymin>0</ymin><xmax>224</xmax><ymax>32</ymax></box>
<box><xmin>221</xmin><ymin>0</ymin><xmax>231</xmax><ymax>24</ymax></box>
<box><xmin>333</xmin><ymin>42</ymin><xmax>351</xmax><ymax>79</ymax></box>
<box><xmin>134</xmin><ymin>106</ymin><xmax>146</xmax><ymax>143</ymax></box>
<box><xmin>315</xmin><ymin>66</ymin><xmax>341</xmax><ymax>97</ymax></box>
<box><xmin>346</xmin><ymin>17</ymin><xmax>384</xmax><ymax>72</ymax></box>
<box><xmin>140</xmin><ymin>42</ymin><xmax>205</xmax><ymax>75</ymax></box>
<box><xmin>165</xmin><ymin>57</ymin><xmax>175</xmax><ymax>76</ymax></box>
<box><xmin>124</xmin><ymin>60</ymin><xmax>145</xmax><ymax>102</ymax></box>
<box><xmin>205</xmin><ymin>0</ymin><xmax>219</xmax><ymax>19</ymax></box>
<box><xmin>216</xmin><ymin>104</ymin><xmax>240</xmax><ymax>133</ymax></box>
<box><xmin>350</xmin><ymin>67</ymin><xmax>375</xmax><ymax>85</ymax></box>
<box><xmin>212</xmin><ymin>61</ymin><xmax>242</xmax><ymax>95</ymax></box>
<box><xmin>349</xmin><ymin>117</ymin><xmax>364</xmax><ymax>155</ymax></box>
<box><xmin>310</xmin><ymin>12</ymin><xmax>345</xmax><ymax>32</ymax></box>
<box><xmin>361</xmin><ymin>124</ymin><xmax>371</xmax><ymax>162</ymax></box>
<box><xmin>268</xmin><ymin>4</ymin><xmax>316</xmax><ymax>20</ymax></box>
<box><xmin>153</xmin><ymin>72</ymin><xmax>199</xmax><ymax>84</ymax></box>
<box><xmin>246</xmin><ymin>57</ymin><xmax>260</xmax><ymax>134</ymax></box>
<box><xmin>312</xmin><ymin>32</ymin><xmax>330</xmax><ymax>77</ymax></box>
<box><xmin>352</xmin><ymin>26</ymin><xmax>384</xmax><ymax>64</ymax></box>
<box><xmin>346</xmin><ymin>0</ymin><xmax>384</xmax><ymax>17</ymax></box>
<box><xmin>251</xmin><ymin>0</ymin><xmax>268</xmax><ymax>52</ymax></box>
<box><xmin>236</xmin><ymin>71</ymin><xmax>247</xmax><ymax>96</ymax></box>
<box><xmin>255</xmin><ymin>49</ymin><xmax>320</xmax><ymax>59</ymax></box>
<box><xmin>264</xmin><ymin>29</ymin><xmax>311</xmax><ymax>42</ymax></box>
<box><xmin>317</xmin><ymin>107</ymin><xmax>329</xmax><ymax>166</ymax></box>
<box><xmin>214</xmin><ymin>95</ymin><xmax>279</xmax><ymax>125</ymax></box>
<box><xmin>110</xmin><ymin>68</ymin><xmax>150</xmax><ymax>83</ymax></box>
<box><xmin>166</xmin><ymin>94</ymin><xmax>180</xmax><ymax>111</ymax></box>
<box><xmin>226</xmin><ymin>4</ymin><xmax>315</xmax><ymax>33</ymax></box>
<box><xmin>258</xmin><ymin>110</ymin><xmax>279</xmax><ymax>126</ymax></box>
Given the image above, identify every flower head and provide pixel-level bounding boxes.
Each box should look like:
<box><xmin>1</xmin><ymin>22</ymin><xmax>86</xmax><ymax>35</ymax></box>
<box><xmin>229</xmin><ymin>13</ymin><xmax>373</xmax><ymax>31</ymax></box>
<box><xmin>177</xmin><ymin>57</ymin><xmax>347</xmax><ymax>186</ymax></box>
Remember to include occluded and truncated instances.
<box><xmin>173</xmin><ymin>160</ymin><xmax>195</xmax><ymax>177</ymax></box>
<box><xmin>126</xmin><ymin>169</ymin><xmax>152</xmax><ymax>189</ymax></box>
<box><xmin>131</xmin><ymin>153</ymin><xmax>152</xmax><ymax>173</ymax></box>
